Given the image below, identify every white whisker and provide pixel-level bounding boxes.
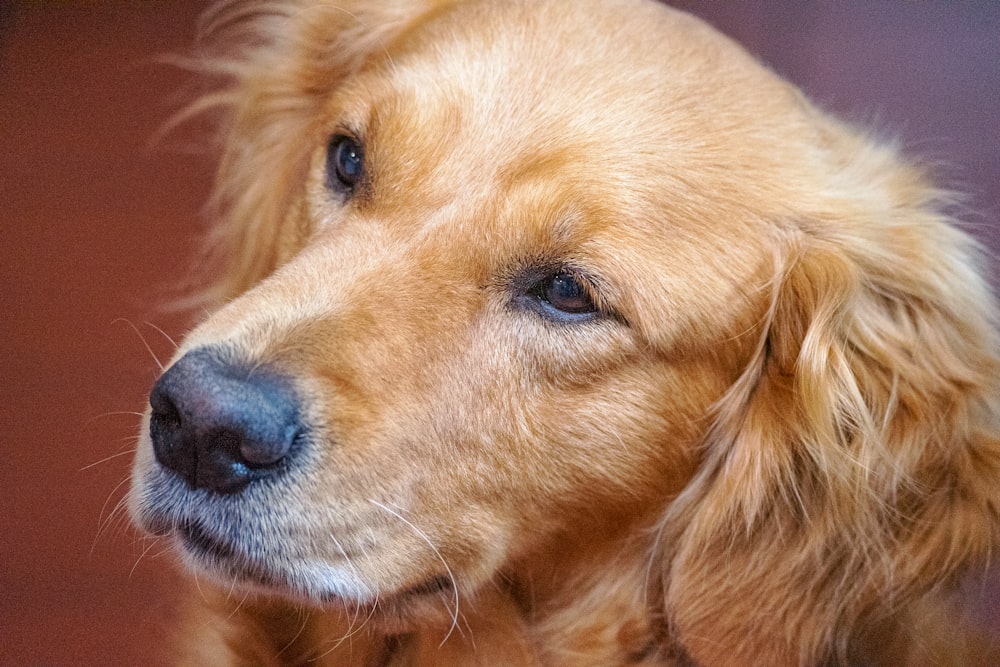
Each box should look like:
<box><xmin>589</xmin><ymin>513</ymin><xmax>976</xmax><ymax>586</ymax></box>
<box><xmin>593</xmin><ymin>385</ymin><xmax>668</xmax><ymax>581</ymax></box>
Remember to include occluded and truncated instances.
<box><xmin>129</xmin><ymin>535</ymin><xmax>164</xmax><ymax>580</ymax></box>
<box><xmin>143</xmin><ymin>320</ymin><xmax>180</xmax><ymax>350</ymax></box>
<box><xmin>112</xmin><ymin>317</ymin><xmax>166</xmax><ymax>371</ymax></box>
<box><xmin>80</xmin><ymin>447</ymin><xmax>138</xmax><ymax>472</ymax></box>
<box><xmin>368</xmin><ymin>499</ymin><xmax>461</xmax><ymax>646</ymax></box>
<box><xmin>91</xmin><ymin>476</ymin><xmax>134</xmax><ymax>553</ymax></box>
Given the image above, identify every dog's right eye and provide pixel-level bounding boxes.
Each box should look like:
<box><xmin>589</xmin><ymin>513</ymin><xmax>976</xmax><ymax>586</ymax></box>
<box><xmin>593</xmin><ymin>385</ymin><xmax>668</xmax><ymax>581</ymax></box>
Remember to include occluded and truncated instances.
<box><xmin>326</xmin><ymin>135</ymin><xmax>365</xmax><ymax>193</ymax></box>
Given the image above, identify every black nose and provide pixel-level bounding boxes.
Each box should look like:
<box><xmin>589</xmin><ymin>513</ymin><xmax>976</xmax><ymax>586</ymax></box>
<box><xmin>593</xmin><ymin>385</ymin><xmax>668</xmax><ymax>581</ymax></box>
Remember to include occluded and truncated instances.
<box><xmin>148</xmin><ymin>348</ymin><xmax>303</xmax><ymax>494</ymax></box>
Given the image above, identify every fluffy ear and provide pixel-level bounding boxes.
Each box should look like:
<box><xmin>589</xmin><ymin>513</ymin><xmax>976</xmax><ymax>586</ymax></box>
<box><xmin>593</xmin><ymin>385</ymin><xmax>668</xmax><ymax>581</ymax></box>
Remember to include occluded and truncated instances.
<box><xmin>659</xmin><ymin>138</ymin><xmax>1000</xmax><ymax>664</ymax></box>
<box><xmin>181</xmin><ymin>0</ymin><xmax>453</xmax><ymax>304</ymax></box>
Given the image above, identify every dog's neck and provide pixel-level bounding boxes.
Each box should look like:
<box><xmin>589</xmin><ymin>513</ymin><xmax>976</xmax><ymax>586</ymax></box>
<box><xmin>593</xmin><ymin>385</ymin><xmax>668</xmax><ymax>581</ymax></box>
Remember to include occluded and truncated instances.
<box><xmin>504</xmin><ymin>522</ymin><xmax>671</xmax><ymax>666</ymax></box>
<box><xmin>180</xmin><ymin>516</ymin><xmax>675</xmax><ymax>665</ymax></box>
<box><xmin>412</xmin><ymin>510</ymin><xmax>674</xmax><ymax>665</ymax></box>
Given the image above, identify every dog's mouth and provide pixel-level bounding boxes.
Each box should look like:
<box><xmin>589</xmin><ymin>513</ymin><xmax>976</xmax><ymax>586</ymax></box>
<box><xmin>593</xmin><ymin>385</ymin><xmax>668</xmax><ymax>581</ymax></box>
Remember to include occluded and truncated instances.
<box><xmin>177</xmin><ymin>520</ymin><xmax>283</xmax><ymax>588</ymax></box>
<box><xmin>179</xmin><ymin>521</ymin><xmax>233</xmax><ymax>560</ymax></box>
<box><xmin>397</xmin><ymin>574</ymin><xmax>454</xmax><ymax>598</ymax></box>
<box><xmin>175</xmin><ymin>518</ymin><xmax>456</xmax><ymax>613</ymax></box>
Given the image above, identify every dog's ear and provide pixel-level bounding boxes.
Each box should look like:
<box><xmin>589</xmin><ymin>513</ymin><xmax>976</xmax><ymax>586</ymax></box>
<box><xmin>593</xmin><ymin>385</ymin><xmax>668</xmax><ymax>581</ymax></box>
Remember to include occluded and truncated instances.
<box><xmin>658</xmin><ymin>134</ymin><xmax>1000</xmax><ymax>664</ymax></box>
<box><xmin>182</xmin><ymin>0</ymin><xmax>453</xmax><ymax>304</ymax></box>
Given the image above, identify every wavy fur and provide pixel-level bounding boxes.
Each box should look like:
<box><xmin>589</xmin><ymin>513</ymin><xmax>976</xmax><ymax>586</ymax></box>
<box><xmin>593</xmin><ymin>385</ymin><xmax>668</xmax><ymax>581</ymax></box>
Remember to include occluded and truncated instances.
<box><xmin>133</xmin><ymin>1</ymin><xmax>1000</xmax><ymax>664</ymax></box>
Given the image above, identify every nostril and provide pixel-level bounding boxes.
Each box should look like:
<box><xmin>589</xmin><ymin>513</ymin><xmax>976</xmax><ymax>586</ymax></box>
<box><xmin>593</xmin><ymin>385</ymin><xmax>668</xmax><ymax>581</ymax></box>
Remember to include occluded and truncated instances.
<box><xmin>149</xmin><ymin>387</ymin><xmax>182</xmax><ymax>433</ymax></box>
<box><xmin>239</xmin><ymin>423</ymin><xmax>300</xmax><ymax>467</ymax></box>
<box><xmin>149</xmin><ymin>382</ymin><xmax>190</xmax><ymax>479</ymax></box>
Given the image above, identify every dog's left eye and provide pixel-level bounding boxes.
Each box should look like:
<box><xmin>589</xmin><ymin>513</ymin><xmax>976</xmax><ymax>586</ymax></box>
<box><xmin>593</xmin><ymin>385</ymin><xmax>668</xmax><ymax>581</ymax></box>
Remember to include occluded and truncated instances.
<box><xmin>528</xmin><ymin>271</ymin><xmax>598</xmax><ymax>319</ymax></box>
<box><xmin>326</xmin><ymin>135</ymin><xmax>365</xmax><ymax>192</ymax></box>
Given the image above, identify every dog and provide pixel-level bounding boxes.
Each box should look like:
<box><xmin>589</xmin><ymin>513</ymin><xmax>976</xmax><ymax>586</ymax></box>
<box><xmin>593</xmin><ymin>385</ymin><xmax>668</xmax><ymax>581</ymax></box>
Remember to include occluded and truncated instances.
<box><xmin>128</xmin><ymin>0</ymin><xmax>1000</xmax><ymax>664</ymax></box>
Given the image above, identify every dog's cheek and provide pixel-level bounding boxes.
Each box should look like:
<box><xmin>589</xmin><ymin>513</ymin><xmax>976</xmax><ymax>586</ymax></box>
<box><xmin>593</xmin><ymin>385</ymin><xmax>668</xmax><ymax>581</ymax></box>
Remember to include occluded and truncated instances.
<box><xmin>434</xmin><ymin>332</ymin><xmax>712</xmax><ymax>527</ymax></box>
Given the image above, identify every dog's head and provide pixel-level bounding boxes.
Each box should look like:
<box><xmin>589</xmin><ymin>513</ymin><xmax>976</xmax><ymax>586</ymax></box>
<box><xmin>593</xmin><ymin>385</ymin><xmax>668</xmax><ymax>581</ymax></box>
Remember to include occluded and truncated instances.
<box><xmin>130</xmin><ymin>0</ymin><xmax>1000</xmax><ymax>661</ymax></box>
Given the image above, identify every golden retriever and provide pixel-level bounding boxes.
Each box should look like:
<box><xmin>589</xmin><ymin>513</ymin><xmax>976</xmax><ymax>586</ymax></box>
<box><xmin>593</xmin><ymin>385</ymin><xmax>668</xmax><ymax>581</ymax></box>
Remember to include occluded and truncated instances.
<box><xmin>129</xmin><ymin>0</ymin><xmax>1000</xmax><ymax>664</ymax></box>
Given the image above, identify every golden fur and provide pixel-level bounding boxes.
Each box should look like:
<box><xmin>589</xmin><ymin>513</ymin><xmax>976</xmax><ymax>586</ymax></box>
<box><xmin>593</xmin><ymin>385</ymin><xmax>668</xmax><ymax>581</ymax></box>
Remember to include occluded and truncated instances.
<box><xmin>130</xmin><ymin>0</ymin><xmax>1000</xmax><ymax>664</ymax></box>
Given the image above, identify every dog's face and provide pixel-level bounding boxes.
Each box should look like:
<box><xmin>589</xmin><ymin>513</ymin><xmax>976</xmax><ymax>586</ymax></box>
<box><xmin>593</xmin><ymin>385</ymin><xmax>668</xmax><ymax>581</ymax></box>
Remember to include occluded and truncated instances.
<box><xmin>131</xmin><ymin>0</ymin><xmax>839</xmax><ymax>626</ymax></box>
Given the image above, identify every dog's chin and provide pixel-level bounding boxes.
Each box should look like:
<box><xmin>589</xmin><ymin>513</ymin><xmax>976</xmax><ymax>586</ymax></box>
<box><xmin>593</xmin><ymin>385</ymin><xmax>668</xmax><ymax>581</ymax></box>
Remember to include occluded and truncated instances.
<box><xmin>170</xmin><ymin>519</ymin><xmax>461</xmax><ymax>632</ymax></box>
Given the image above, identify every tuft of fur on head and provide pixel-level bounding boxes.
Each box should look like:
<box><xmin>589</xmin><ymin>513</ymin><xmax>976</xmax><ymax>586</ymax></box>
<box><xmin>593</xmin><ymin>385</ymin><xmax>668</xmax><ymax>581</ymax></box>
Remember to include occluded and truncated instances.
<box><xmin>173</xmin><ymin>0</ymin><xmax>456</xmax><ymax>306</ymax></box>
<box><xmin>147</xmin><ymin>1</ymin><xmax>1000</xmax><ymax>663</ymax></box>
<box><xmin>656</xmin><ymin>121</ymin><xmax>1000</xmax><ymax>664</ymax></box>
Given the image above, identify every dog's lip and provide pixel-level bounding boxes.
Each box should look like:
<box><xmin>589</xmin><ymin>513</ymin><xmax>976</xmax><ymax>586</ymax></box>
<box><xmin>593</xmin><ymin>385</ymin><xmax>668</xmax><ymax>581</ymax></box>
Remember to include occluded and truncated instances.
<box><xmin>138</xmin><ymin>513</ymin><xmax>172</xmax><ymax>537</ymax></box>
<box><xmin>179</xmin><ymin>520</ymin><xmax>238</xmax><ymax>562</ymax></box>
<box><xmin>169</xmin><ymin>518</ymin><xmax>456</xmax><ymax>607</ymax></box>
<box><xmin>176</xmin><ymin>520</ymin><xmax>282</xmax><ymax>587</ymax></box>
<box><xmin>399</xmin><ymin>574</ymin><xmax>453</xmax><ymax>598</ymax></box>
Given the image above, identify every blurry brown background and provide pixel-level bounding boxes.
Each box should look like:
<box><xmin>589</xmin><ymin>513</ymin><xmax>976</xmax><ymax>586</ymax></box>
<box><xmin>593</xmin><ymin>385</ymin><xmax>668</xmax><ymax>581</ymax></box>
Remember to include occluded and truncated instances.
<box><xmin>2</xmin><ymin>2</ymin><xmax>998</xmax><ymax>664</ymax></box>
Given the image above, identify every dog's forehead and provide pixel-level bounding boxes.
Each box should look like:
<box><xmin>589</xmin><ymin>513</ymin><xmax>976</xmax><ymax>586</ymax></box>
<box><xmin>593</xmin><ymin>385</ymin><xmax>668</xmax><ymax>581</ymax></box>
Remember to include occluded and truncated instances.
<box><xmin>341</xmin><ymin>0</ymin><xmax>807</xmax><ymax>224</ymax></box>
<box><xmin>375</xmin><ymin>0</ymin><xmax>722</xmax><ymax>142</ymax></box>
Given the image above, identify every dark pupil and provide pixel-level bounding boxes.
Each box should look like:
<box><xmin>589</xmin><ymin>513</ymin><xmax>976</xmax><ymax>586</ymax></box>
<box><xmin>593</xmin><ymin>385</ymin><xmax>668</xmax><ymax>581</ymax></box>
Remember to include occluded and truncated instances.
<box><xmin>330</xmin><ymin>136</ymin><xmax>363</xmax><ymax>188</ymax></box>
<box><xmin>545</xmin><ymin>273</ymin><xmax>593</xmax><ymax>313</ymax></box>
